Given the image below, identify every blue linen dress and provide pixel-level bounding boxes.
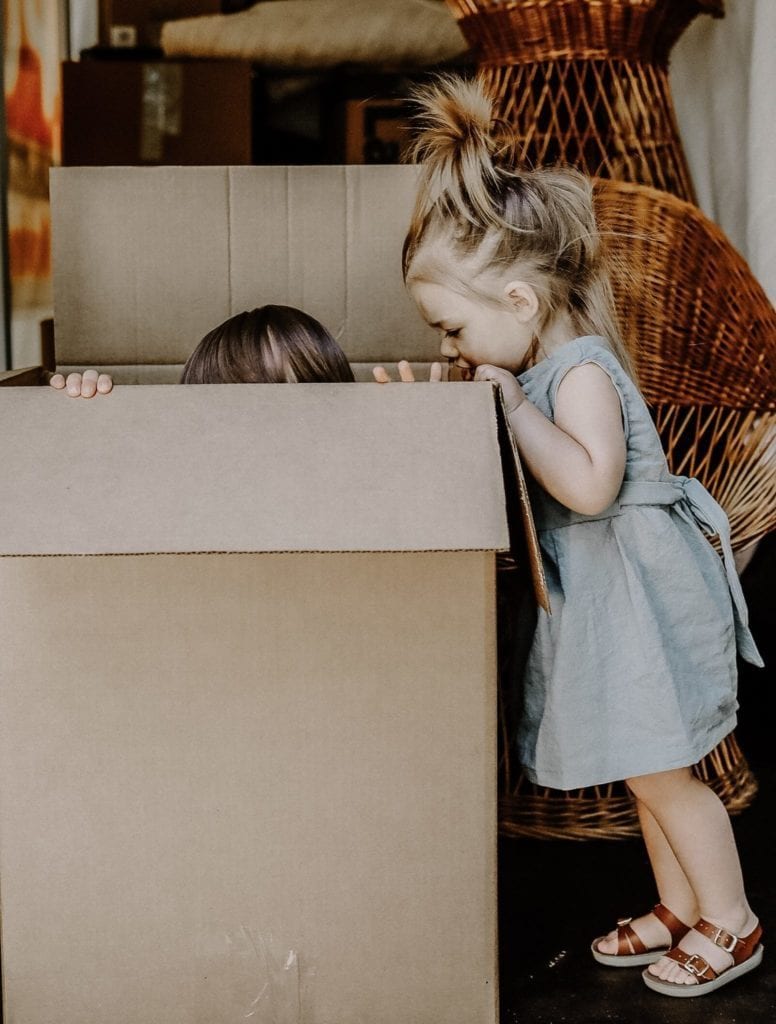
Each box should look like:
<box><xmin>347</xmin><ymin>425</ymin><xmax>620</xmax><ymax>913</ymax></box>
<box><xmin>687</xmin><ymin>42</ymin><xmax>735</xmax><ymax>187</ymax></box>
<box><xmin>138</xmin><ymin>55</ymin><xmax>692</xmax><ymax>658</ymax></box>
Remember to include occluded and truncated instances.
<box><xmin>516</xmin><ymin>336</ymin><xmax>763</xmax><ymax>791</ymax></box>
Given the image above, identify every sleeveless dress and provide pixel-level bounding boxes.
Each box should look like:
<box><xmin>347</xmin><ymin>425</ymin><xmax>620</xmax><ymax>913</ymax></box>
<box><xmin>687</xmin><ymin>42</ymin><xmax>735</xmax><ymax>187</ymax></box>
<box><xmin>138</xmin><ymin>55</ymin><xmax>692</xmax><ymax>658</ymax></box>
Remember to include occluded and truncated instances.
<box><xmin>515</xmin><ymin>336</ymin><xmax>763</xmax><ymax>791</ymax></box>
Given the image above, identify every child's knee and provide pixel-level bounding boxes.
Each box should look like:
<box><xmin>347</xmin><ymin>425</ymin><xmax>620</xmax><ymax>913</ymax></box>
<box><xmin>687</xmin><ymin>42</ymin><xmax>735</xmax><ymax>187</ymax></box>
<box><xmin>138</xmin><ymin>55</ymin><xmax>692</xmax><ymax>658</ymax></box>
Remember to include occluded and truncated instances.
<box><xmin>625</xmin><ymin>766</ymin><xmax>693</xmax><ymax>802</ymax></box>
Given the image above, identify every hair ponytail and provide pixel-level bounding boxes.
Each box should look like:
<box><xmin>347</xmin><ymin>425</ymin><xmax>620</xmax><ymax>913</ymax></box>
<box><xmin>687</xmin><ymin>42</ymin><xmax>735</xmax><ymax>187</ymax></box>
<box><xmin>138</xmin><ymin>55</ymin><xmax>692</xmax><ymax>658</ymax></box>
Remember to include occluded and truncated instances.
<box><xmin>403</xmin><ymin>75</ymin><xmax>636</xmax><ymax>380</ymax></box>
<box><xmin>404</xmin><ymin>75</ymin><xmax>510</xmax><ymax>275</ymax></box>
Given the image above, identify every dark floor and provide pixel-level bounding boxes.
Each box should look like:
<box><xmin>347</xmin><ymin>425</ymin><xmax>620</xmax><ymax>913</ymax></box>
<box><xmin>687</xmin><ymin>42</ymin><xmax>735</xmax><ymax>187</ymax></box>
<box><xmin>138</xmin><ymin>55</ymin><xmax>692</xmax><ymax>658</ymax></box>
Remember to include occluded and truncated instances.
<box><xmin>498</xmin><ymin>533</ymin><xmax>775</xmax><ymax>1024</ymax></box>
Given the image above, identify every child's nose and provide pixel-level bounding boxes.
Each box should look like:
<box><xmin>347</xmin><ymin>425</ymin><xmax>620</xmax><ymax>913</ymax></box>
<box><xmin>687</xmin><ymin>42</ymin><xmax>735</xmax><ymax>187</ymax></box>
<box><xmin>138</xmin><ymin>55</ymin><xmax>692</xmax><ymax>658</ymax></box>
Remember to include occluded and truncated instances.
<box><xmin>439</xmin><ymin>336</ymin><xmax>458</xmax><ymax>358</ymax></box>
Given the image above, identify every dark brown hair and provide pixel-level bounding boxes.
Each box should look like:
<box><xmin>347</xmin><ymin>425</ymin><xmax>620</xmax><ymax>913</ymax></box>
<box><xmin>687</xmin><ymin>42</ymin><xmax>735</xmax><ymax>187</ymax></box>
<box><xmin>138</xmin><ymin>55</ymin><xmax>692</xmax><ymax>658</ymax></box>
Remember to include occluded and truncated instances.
<box><xmin>180</xmin><ymin>305</ymin><xmax>354</xmax><ymax>384</ymax></box>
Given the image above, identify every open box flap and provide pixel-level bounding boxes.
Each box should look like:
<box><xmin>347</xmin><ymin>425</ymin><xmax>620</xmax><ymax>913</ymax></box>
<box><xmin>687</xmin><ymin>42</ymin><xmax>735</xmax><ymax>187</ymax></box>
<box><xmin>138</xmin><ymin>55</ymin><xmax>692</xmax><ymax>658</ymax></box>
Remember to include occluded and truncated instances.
<box><xmin>0</xmin><ymin>383</ymin><xmax>513</xmax><ymax>556</ymax></box>
<box><xmin>50</xmin><ymin>165</ymin><xmax>439</xmax><ymax>369</ymax></box>
<box><xmin>495</xmin><ymin>389</ymin><xmax>550</xmax><ymax>613</ymax></box>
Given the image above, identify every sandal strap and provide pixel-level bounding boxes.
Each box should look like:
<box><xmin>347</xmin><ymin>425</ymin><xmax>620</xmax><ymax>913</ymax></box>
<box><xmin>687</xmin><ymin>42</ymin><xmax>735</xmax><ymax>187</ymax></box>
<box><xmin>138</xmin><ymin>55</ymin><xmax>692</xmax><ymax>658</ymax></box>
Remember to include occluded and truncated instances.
<box><xmin>663</xmin><ymin>946</ymin><xmax>717</xmax><ymax>982</ymax></box>
<box><xmin>615</xmin><ymin>917</ymin><xmax>647</xmax><ymax>956</ymax></box>
<box><xmin>652</xmin><ymin>903</ymin><xmax>691</xmax><ymax>943</ymax></box>
<box><xmin>693</xmin><ymin>918</ymin><xmax>763</xmax><ymax>965</ymax></box>
<box><xmin>661</xmin><ymin>919</ymin><xmax>764</xmax><ymax>984</ymax></box>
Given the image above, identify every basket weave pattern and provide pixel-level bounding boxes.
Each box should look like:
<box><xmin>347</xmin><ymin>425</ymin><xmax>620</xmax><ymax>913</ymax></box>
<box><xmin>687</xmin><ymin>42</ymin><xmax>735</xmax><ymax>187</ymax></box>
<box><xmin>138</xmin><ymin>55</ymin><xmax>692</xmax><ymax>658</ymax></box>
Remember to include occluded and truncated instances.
<box><xmin>500</xmin><ymin>734</ymin><xmax>755</xmax><ymax>840</ymax></box>
<box><xmin>446</xmin><ymin>0</ymin><xmax>725</xmax><ymax>199</ymax></box>
<box><xmin>597</xmin><ymin>180</ymin><xmax>776</xmax><ymax>553</ymax></box>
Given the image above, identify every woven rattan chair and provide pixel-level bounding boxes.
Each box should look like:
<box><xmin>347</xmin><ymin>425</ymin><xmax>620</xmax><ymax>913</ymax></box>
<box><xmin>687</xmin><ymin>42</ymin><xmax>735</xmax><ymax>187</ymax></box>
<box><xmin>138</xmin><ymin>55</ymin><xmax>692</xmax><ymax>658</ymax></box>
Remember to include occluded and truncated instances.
<box><xmin>445</xmin><ymin>0</ymin><xmax>725</xmax><ymax>201</ymax></box>
<box><xmin>498</xmin><ymin>178</ymin><xmax>775</xmax><ymax>839</ymax></box>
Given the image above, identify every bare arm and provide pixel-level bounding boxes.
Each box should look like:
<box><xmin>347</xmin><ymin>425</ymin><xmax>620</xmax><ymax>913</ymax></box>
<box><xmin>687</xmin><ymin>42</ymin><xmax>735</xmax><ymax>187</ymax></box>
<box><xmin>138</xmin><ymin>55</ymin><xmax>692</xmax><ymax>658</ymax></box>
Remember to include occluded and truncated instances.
<box><xmin>477</xmin><ymin>362</ymin><xmax>626</xmax><ymax>515</ymax></box>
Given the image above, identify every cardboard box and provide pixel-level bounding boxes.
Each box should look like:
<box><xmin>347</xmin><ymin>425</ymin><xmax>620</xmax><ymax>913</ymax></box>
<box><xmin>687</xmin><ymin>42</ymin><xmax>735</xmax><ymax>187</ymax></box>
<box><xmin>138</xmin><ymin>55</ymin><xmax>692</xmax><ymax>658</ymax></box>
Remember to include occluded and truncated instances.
<box><xmin>62</xmin><ymin>58</ymin><xmax>253</xmax><ymax>166</ymax></box>
<box><xmin>1</xmin><ymin>163</ymin><xmax>548</xmax><ymax>1021</ymax></box>
<box><xmin>49</xmin><ymin>165</ymin><xmax>442</xmax><ymax>381</ymax></box>
<box><xmin>0</xmin><ymin>382</ymin><xmax>506</xmax><ymax>1024</ymax></box>
<box><xmin>44</xmin><ymin>162</ymin><xmax>546</xmax><ymax>597</ymax></box>
<box><xmin>39</xmin><ymin>163</ymin><xmax>547</xmax><ymax>594</ymax></box>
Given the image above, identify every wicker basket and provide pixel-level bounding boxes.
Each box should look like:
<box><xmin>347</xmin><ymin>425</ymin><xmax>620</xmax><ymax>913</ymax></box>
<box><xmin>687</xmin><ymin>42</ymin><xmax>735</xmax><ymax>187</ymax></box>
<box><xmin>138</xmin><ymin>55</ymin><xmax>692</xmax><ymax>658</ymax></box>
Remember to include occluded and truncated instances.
<box><xmin>498</xmin><ymin>179</ymin><xmax>774</xmax><ymax>840</ymax></box>
<box><xmin>499</xmin><ymin>730</ymin><xmax>757</xmax><ymax>840</ymax></box>
<box><xmin>598</xmin><ymin>180</ymin><xmax>775</xmax><ymax>551</ymax></box>
<box><xmin>445</xmin><ymin>0</ymin><xmax>725</xmax><ymax>200</ymax></box>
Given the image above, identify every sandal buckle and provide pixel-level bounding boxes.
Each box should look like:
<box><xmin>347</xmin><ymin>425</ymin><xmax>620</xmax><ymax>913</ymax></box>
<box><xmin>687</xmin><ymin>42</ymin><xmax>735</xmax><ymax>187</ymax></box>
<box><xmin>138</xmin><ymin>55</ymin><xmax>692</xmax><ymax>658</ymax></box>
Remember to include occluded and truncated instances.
<box><xmin>683</xmin><ymin>954</ymin><xmax>709</xmax><ymax>977</ymax></box>
<box><xmin>712</xmin><ymin>927</ymin><xmax>738</xmax><ymax>953</ymax></box>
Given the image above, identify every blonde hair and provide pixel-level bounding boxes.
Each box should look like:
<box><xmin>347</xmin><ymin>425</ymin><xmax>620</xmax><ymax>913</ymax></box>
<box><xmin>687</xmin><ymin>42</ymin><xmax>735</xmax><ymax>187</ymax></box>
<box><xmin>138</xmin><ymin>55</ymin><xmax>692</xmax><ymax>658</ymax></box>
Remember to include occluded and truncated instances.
<box><xmin>403</xmin><ymin>75</ymin><xmax>635</xmax><ymax>377</ymax></box>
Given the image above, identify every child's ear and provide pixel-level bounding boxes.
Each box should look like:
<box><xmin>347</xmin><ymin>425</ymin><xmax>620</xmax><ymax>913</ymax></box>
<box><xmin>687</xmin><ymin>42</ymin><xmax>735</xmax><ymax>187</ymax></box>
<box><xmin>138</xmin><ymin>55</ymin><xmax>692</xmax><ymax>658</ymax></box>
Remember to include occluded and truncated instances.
<box><xmin>503</xmin><ymin>280</ymin><xmax>539</xmax><ymax>323</ymax></box>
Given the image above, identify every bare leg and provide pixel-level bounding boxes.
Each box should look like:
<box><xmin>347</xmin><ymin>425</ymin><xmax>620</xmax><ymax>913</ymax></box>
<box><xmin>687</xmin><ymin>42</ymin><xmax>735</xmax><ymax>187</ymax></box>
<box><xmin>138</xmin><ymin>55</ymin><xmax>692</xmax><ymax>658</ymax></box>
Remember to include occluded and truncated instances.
<box><xmin>596</xmin><ymin>797</ymin><xmax>698</xmax><ymax>955</ymax></box>
<box><xmin>627</xmin><ymin>767</ymin><xmax>757</xmax><ymax>985</ymax></box>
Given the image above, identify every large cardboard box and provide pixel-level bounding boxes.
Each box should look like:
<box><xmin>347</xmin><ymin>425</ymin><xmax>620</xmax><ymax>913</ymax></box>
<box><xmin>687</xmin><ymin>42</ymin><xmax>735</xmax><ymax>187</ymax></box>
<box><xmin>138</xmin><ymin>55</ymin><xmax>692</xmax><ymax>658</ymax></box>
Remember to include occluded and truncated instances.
<box><xmin>0</xmin><ymin>164</ymin><xmax>547</xmax><ymax>1022</ymax></box>
<box><xmin>0</xmin><ymin>382</ymin><xmax>508</xmax><ymax>1023</ymax></box>
<box><xmin>48</xmin><ymin>165</ymin><xmax>440</xmax><ymax>382</ymax></box>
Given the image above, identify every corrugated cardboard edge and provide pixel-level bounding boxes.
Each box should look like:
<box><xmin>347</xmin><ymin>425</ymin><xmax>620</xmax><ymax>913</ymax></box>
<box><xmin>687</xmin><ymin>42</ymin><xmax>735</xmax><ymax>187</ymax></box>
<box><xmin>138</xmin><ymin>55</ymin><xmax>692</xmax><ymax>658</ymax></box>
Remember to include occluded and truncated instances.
<box><xmin>50</xmin><ymin>165</ymin><xmax>439</xmax><ymax>369</ymax></box>
<box><xmin>1</xmin><ymin>548</ymin><xmax>503</xmax><ymax>558</ymax></box>
<box><xmin>494</xmin><ymin>388</ymin><xmax>550</xmax><ymax>614</ymax></box>
<box><xmin>0</xmin><ymin>384</ymin><xmax>510</xmax><ymax>557</ymax></box>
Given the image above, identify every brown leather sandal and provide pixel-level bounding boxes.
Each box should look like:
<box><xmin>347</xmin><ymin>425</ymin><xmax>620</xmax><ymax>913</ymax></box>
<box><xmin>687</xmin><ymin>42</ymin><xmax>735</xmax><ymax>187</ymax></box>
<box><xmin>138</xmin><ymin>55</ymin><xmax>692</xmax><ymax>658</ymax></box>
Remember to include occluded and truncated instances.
<box><xmin>642</xmin><ymin>918</ymin><xmax>764</xmax><ymax>996</ymax></box>
<box><xmin>591</xmin><ymin>902</ymin><xmax>691</xmax><ymax>967</ymax></box>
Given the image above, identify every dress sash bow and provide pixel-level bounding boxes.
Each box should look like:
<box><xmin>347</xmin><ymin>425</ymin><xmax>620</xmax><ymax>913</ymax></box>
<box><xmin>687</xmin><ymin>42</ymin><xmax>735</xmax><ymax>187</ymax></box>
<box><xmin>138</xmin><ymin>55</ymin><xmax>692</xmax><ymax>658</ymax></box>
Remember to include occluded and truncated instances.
<box><xmin>537</xmin><ymin>476</ymin><xmax>764</xmax><ymax>667</ymax></box>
